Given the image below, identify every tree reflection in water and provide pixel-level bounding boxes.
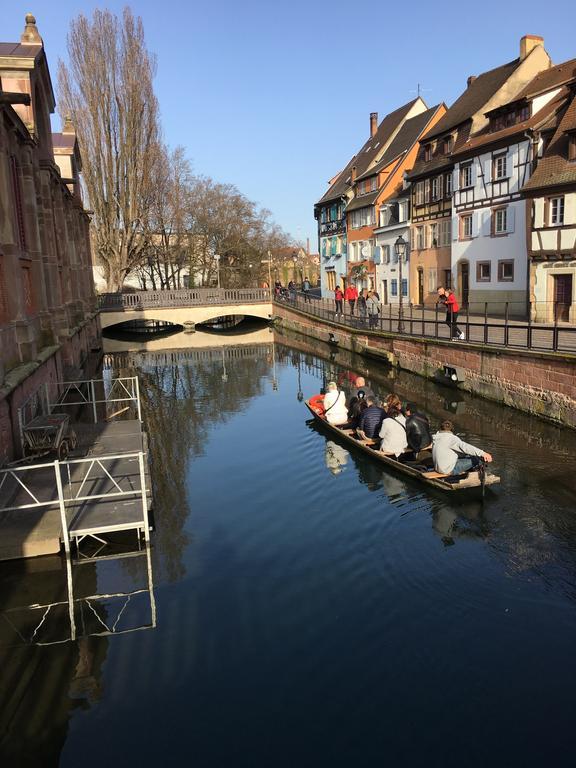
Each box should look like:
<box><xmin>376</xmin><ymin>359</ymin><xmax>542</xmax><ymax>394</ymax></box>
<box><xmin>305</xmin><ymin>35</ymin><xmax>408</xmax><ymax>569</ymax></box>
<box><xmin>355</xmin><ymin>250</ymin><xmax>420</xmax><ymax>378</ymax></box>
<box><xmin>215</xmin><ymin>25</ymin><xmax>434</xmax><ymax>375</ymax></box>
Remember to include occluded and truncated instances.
<box><xmin>104</xmin><ymin>346</ymin><xmax>273</xmax><ymax>581</ymax></box>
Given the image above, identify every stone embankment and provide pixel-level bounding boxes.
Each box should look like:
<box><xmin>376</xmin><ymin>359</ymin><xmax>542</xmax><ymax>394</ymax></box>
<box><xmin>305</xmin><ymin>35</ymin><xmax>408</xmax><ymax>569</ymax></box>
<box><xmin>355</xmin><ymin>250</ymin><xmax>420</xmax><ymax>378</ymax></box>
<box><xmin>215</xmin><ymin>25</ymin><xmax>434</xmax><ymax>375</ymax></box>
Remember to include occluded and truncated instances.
<box><xmin>273</xmin><ymin>304</ymin><xmax>576</xmax><ymax>429</ymax></box>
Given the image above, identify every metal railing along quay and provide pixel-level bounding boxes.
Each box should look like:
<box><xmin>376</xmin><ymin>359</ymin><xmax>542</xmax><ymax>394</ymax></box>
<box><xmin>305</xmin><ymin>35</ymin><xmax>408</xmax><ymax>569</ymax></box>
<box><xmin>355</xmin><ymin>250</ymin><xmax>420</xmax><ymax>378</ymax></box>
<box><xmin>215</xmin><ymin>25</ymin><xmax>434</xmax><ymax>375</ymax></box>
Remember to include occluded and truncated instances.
<box><xmin>276</xmin><ymin>293</ymin><xmax>576</xmax><ymax>354</ymax></box>
<box><xmin>98</xmin><ymin>287</ymin><xmax>271</xmax><ymax>311</ymax></box>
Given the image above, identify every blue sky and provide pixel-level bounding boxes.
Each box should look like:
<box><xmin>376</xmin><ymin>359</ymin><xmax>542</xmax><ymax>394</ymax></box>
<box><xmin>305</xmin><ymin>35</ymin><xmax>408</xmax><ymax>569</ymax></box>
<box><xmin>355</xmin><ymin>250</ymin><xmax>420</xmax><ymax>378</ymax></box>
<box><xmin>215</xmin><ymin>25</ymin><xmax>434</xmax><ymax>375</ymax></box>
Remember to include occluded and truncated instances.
<box><xmin>3</xmin><ymin>0</ymin><xmax>575</xmax><ymax>250</ymax></box>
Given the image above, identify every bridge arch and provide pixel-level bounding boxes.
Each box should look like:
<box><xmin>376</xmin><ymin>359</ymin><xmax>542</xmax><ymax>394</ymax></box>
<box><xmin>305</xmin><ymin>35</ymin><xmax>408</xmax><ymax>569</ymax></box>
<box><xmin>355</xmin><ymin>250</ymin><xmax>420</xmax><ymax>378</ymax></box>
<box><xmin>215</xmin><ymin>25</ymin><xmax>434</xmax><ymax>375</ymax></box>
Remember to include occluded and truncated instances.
<box><xmin>99</xmin><ymin>303</ymin><xmax>273</xmax><ymax>330</ymax></box>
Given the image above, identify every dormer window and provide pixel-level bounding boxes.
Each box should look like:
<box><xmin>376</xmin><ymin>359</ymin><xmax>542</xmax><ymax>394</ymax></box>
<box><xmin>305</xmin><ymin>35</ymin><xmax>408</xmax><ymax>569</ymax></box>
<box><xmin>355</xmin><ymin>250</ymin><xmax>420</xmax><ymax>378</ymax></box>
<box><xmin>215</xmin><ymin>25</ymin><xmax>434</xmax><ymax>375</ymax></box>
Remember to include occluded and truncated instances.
<box><xmin>424</xmin><ymin>144</ymin><xmax>432</xmax><ymax>162</ymax></box>
<box><xmin>444</xmin><ymin>136</ymin><xmax>453</xmax><ymax>154</ymax></box>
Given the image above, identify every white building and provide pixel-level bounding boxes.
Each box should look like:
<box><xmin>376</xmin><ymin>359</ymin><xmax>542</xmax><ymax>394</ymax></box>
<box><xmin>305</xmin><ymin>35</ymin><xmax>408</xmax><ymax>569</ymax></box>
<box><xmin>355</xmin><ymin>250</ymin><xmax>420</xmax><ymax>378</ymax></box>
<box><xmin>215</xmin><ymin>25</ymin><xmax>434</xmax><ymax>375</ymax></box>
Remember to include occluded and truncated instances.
<box><xmin>450</xmin><ymin>59</ymin><xmax>574</xmax><ymax>317</ymax></box>
<box><xmin>373</xmin><ymin>192</ymin><xmax>411</xmax><ymax>305</ymax></box>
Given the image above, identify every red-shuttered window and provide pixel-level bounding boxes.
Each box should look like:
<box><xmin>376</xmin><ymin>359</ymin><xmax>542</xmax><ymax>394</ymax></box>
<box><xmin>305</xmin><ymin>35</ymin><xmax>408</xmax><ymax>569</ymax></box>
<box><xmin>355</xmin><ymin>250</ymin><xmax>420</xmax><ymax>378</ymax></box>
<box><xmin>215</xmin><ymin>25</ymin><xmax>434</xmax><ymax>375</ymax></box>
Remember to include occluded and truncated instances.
<box><xmin>0</xmin><ymin>257</ymin><xmax>8</xmax><ymax>323</ymax></box>
<box><xmin>10</xmin><ymin>156</ymin><xmax>27</xmax><ymax>250</ymax></box>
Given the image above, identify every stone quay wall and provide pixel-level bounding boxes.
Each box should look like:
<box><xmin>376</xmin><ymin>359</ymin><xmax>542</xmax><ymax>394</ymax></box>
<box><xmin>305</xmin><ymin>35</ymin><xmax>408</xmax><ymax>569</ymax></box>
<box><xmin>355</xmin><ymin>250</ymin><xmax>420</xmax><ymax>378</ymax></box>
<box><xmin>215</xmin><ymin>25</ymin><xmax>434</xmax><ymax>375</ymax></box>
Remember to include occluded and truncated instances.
<box><xmin>273</xmin><ymin>303</ymin><xmax>576</xmax><ymax>429</ymax></box>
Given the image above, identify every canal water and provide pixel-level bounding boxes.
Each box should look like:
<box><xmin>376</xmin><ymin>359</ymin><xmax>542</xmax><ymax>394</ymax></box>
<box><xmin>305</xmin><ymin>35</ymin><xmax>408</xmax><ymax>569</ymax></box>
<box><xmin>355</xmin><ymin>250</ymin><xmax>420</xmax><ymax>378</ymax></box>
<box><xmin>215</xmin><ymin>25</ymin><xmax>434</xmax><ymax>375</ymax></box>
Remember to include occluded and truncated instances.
<box><xmin>2</xmin><ymin>326</ymin><xmax>576</xmax><ymax>767</ymax></box>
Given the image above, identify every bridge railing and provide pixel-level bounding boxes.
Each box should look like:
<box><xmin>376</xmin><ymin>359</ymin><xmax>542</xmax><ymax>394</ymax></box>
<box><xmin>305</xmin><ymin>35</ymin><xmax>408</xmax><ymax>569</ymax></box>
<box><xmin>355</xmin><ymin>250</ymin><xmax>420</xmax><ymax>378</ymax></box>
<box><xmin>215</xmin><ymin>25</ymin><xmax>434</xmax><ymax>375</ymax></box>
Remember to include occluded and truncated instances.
<box><xmin>98</xmin><ymin>287</ymin><xmax>271</xmax><ymax>311</ymax></box>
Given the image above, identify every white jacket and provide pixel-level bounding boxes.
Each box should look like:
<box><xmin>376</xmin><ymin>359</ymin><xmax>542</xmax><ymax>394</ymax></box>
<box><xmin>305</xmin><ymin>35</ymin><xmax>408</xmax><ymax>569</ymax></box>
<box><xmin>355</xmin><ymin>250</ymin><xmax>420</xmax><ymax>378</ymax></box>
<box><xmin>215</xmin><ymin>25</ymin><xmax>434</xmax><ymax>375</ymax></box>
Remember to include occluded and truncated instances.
<box><xmin>432</xmin><ymin>431</ymin><xmax>485</xmax><ymax>474</ymax></box>
<box><xmin>323</xmin><ymin>390</ymin><xmax>348</xmax><ymax>425</ymax></box>
<box><xmin>379</xmin><ymin>415</ymin><xmax>408</xmax><ymax>456</ymax></box>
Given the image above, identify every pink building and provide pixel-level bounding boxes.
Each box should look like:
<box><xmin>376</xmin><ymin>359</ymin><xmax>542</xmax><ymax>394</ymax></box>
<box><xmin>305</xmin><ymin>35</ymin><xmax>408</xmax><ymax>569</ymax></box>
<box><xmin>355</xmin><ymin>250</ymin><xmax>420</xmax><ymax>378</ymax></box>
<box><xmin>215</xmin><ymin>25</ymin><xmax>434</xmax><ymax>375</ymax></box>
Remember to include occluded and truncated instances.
<box><xmin>0</xmin><ymin>15</ymin><xmax>100</xmax><ymax>462</ymax></box>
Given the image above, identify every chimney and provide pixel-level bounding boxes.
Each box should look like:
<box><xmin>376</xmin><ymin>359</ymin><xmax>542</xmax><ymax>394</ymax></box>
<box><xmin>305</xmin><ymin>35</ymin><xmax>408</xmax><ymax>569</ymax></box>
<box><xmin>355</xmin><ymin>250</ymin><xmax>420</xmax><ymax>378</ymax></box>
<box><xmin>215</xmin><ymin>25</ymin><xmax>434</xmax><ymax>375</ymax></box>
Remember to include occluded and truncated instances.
<box><xmin>351</xmin><ymin>165</ymin><xmax>357</xmax><ymax>182</ymax></box>
<box><xmin>520</xmin><ymin>35</ymin><xmax>544</xmax><ymax>61</ymax></box>
<box><xmin>21</xmin><ymin>13</ymin><xmax>42</xmax><ymax>45</ymax></box>
<box><xmin>370</xmin><ymin>112</ymin><xmax>378</xmax><ymax>138</ymax></box>
<box><xmin>467</xmin><ymin>75</ymin><xmax>477</xmax><ymax>87</ymax></box>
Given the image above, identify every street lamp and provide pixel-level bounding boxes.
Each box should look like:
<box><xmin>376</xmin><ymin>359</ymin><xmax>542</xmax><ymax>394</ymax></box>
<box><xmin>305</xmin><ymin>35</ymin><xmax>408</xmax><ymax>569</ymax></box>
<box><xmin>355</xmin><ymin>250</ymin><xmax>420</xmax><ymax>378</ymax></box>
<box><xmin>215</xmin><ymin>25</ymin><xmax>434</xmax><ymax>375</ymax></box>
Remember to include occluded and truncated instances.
<box><xmin>394</xmin><ymin>234</ymin><xmax>407</xmax><ymax>333</ymax></box>
<box><xmin>214</xmin><ymin>254</ymin><xmax>221</xmax><ymax>289</ymax></box>
<box><xmin>292</xmin><ymin>252</ymin><xmax>299</xmax><ymax>285</ymax></box>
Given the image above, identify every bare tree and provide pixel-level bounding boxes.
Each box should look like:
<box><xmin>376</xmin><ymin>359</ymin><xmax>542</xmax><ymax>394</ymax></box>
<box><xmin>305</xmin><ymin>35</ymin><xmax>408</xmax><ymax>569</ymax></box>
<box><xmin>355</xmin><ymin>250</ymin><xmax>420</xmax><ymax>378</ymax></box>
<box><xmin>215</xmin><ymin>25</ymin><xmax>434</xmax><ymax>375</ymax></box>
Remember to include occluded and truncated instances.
<box><xmin>58</xmin><ymin>8</ymin><xmax>161</xmax><ymax>291</ymax></box>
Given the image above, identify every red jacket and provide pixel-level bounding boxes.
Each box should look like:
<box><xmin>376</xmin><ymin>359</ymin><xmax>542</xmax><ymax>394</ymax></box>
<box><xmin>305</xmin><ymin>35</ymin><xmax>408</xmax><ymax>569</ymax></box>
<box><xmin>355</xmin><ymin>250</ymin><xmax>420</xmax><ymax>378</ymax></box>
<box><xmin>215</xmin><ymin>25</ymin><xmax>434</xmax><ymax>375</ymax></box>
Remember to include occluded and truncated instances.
<box><xmin>344</xmin><ymin>286</ymin><xmax>358</xmax><ymax>301</ymax></box>
<box><xmin>335</xmin><ymin>288</ymin><xmax>344</xmax><ymax>301</ymax></box>
<box><xmin>446</xmin><ymin>293</ymin><xmax>459</xmax><ymax>313</ymax></box>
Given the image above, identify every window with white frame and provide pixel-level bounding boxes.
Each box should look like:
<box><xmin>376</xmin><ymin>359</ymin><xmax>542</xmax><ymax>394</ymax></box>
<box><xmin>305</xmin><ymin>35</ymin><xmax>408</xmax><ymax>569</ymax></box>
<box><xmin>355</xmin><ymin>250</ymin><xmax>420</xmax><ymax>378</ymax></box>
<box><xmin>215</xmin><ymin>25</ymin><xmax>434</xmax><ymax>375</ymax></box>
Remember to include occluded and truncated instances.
<box><xmin>498</xmin><ymin>260</ymin><xmax>514</xmax><ymax>281</ymax></box>
<box><xmin>391</xmin><ymin>279</ymin><xmax>398</xmax><ymax>296</ymax></box>
<box><xmin>350</xmin><ymin>207</ymin><xmax>375</xmax><ymax>228</ymax></box>
<box><xmin>383</xmin><ymin>244</ymin><xmax>390</xmax><ymax>263</ymax></box>
<box><xmin>460</xmin><ymin>162</ymin><xmax>473</xmax><ymax>189</ymax></box>
<box><xmin>550</xmin><ymin>196</ymin><xmax>565</xmax><ymax>225</ymax></box>
<box><xmin>431</xmin><ymin>176</ymin><xmax>440</xmax><ymax>200</ymax></box>
<box><xmin>401</xmin><ymin>279</ymin><xmax>408</xmax><ymax>296</ymax></box>
<box><xmin>460</xmin><ymin>214</ymin><xmax>473</xmax><ymax>239</ymax></box>
<box><xmin>428</xmin><ymin>268</ymin><xmax>438</xmax><ymax>292</ymax></box>
<box><xmin>445</xmin><ymin>172</ymin><xmax>452</xmax><ymax>197</ymax></box>
<box><xmin>493</xmin><ymin>153</ymin><xmax>508</xmax><ymax>180</ymax></box>
<box><xmin>493</xmin><ymin>207</ymin><xmax>507</xmax><ymax>235</ymax></box>
<box><xmin>477</xmin><ymin>261</ymin><xmax>491</xmax><ymax>281</ymax></box>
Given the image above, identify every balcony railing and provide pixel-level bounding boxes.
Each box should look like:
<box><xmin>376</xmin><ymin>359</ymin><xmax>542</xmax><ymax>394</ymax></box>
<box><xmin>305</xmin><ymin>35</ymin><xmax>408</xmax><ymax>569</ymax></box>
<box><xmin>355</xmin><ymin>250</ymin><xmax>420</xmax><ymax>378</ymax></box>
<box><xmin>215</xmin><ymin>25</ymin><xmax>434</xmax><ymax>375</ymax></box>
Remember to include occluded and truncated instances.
<box><xmin>319</xmin><ymin>219</ymin><xmax>346</xmax><ymax>236</ymax></box>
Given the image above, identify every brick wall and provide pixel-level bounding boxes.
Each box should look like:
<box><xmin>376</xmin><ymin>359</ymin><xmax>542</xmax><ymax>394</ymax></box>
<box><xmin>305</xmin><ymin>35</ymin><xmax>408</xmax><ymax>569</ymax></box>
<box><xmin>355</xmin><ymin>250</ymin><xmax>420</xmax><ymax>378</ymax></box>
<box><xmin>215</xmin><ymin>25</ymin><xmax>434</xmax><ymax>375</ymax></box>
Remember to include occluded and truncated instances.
<box><xmin>274</xmin><ymin>303</ymin><xmax>576</xmax><ymax>428</ymax></box>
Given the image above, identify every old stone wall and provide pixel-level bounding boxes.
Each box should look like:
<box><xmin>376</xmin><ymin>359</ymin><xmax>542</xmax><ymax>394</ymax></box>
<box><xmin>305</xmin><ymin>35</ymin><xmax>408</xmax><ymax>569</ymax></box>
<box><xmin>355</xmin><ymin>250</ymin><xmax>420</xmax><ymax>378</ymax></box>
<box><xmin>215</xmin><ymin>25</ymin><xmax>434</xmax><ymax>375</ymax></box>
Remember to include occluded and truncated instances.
<box><xmin>274</xmin><ymin>303</ymin><xmax>576</xmax><ymax>429</ymax></box>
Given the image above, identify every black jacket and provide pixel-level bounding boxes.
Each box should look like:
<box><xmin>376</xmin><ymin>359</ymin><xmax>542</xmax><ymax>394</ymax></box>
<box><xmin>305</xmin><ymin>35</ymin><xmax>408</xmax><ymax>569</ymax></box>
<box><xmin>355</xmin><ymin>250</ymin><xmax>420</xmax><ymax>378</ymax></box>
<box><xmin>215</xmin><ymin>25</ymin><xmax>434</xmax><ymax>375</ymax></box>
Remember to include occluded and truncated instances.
<box><xmin>405</xmin><ymin>412</ymin><xmax>432</xmax><ymax>452</ymax></box>
<box><xmin>358</xmin><ymin>405</ymin><xmax>385</xmax><ymax>438</ymax></box>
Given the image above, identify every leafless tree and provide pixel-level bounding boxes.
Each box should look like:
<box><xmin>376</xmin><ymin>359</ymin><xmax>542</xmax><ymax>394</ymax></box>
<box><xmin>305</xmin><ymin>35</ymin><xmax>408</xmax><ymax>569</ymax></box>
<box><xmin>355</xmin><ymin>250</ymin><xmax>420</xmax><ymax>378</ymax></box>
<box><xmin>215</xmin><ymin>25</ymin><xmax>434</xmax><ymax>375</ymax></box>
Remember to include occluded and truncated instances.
<box><xmin>58</xmin><ymin>8</ymin><xmax>161</xmax><ymax>291</ymax></box>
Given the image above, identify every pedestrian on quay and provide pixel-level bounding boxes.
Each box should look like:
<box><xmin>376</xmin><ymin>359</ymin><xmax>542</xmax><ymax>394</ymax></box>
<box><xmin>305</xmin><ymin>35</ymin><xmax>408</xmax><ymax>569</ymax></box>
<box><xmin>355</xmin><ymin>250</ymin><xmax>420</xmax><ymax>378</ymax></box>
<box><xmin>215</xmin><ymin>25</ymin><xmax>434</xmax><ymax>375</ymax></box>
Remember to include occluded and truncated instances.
<box><xmin>437</xmin><ymin>287</ymin><xmax>464</xmax><ymax>340</ymax></box>
<box><xmin>334</xmin><ymin>285</ymin><xmax>344</xmax><ymax>316</ymax></box>
<box><xmin>288</xmin><ymin>280</ymin><xmax>296</xmax><ymax>303</ymax></box>
<box><xmin>357</xmin><ymin>290</ymin><xmax>367</xmax><ymax>324</ymax></box>
<box><xmin>344</xmin><ymin>284</ymin><xmax>358</xmax><ymax>315</ymax></box>
<box><xmin>302</xmin><ymin>276</ymin><xmax>312</xmax><ymax>303</ymax></box>
<box><xmin>366</xmin><ymin>290</ymin><xmax>380</xmax><ymax>329</ymax></box>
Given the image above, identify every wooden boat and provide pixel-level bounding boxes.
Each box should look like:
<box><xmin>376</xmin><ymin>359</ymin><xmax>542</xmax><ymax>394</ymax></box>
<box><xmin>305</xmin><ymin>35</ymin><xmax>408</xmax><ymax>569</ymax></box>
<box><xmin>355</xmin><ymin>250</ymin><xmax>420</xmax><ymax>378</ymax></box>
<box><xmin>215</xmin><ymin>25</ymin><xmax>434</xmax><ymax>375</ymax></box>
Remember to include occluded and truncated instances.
<box><xmin>305</xmin><ymin>399</ymin><xmax>500</xmax><ymax>493</ymax></box>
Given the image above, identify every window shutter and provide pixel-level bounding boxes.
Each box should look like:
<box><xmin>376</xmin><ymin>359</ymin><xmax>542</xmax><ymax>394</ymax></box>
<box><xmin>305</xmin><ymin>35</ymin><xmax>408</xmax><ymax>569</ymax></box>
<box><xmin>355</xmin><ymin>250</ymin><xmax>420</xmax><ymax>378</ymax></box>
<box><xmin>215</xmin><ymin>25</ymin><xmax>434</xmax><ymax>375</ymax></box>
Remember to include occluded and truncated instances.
<box><xmin>481</xmin><ymin>210</ymin><xmax>491</xmax><ymax>237</ymax></box>
<box><xmin>452</xmin><ymin>217</ymin><xmax>459</xmax><ymax>241</ymax></box>
<box><xmin>452</xmin><ymin>169</ymin><xmax>459</xmax><ymax>192</ymax></box>
<box><xmin>506</xmin><ymin>206</ymin><xmax>515</xmax><ymax>233</ymax></box>
<box><xmin>470</xmin><ymin>212</ymin><xmax>478</xmax><ymax>238</ymax></box>
<box><xmin>484</xmin><ymin>158</ymin><xmax>492</xmax><ymax>183</ymax></box>
<box><xmin>374</xmin><ymin>246</ymin><xmax>381</xmax><ymax>265</ymax></box>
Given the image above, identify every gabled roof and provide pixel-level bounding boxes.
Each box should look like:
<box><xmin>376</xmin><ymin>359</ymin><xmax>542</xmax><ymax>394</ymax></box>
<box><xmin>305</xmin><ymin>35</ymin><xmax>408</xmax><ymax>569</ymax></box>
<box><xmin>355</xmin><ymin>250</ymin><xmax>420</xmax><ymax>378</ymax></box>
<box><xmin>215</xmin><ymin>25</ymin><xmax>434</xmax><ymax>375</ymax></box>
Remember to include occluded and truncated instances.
<box><xmin>316</xmin><ymin>98</ymin><xmax>421</xmax><ymax>205</ymax></box>
<box><xmin>356</xmin><ymin>105</ymin><xmax>443</xmax><ymax>181</ymax></box>
<box><xmin>346</xmin><ymin>190</ymin><xmax>380</xmax><ymax>212</ymax></box>
<box><xmin>513</xmin><ymin>58</ymin><xmax>576</xmax><ymax>101</ymax></box>
<box><xmin>423</xmin><ymin>58</ymin><xmax>522</xmax><ymax>141</ymax></box>
<box><xmin>522</xmin><ymin>88</ymin><xmax>576</xmax><ymax>193</ymax></box>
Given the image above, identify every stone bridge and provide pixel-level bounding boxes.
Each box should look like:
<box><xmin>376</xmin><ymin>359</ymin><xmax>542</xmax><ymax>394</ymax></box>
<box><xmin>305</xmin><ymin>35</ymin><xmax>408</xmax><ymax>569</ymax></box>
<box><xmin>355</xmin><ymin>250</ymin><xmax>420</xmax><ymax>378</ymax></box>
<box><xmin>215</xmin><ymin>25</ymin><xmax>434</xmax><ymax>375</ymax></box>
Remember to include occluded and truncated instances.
<box><xmin>98</xmin><ymin>287</ymin><xmax>273</xmax><ymax>330</ymax></box>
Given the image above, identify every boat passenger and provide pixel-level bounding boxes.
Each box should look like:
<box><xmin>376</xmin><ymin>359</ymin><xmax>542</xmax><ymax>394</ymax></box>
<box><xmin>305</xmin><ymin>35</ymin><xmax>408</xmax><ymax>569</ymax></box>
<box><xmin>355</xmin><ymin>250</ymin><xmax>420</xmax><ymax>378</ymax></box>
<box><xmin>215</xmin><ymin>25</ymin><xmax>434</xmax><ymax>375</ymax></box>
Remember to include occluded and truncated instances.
<box><xmin>346</xmin><ymin>391</ymin><xmax>368</xmax><ymax>428</ymax></box>
<box><xmin>350</xmin><ymin>376</ymin><xmax>374</xmax><ymax>401</ymax></box>
<box><xmin>379</xmin><ymin>400</ymin><xmax>408</xmax><ymax>456</ymax></box>
<box><xmin>432</xmin><ymin>420</ymin><xmax>493</xmax><ymax>475</ymax></box>
<box><xmin>383</xmin><ymin>393</ymin><xmax>402</xmax><ymax>415</ymax></box>
<box><xmin>404</xmin><ymin>403</ymin><xmax>433</xmax><ymax>453</ymax></box>
<box><xmin>357</xmin><ymin>396</ymin><xmax>385</xmax><ymax>440</ymax></box>
<box><xmin>323</xmin><ymin>381</ymin><xmax>348</xmax><ymax>425</ymax></box>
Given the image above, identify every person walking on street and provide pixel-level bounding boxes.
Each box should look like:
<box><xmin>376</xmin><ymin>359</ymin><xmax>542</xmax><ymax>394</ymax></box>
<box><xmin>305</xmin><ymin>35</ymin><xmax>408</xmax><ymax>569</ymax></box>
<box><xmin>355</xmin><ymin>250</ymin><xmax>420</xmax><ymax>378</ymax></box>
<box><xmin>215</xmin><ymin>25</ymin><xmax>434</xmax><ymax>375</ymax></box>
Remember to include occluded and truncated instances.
<box><xmin>302</xmin><ymin>276</ymin><xmax>312</xmax><ymax>303</ymax></box>
<box><xmin>344</xmin><ymin>284</ymin><xmax>358</xmax><ymax>315</ymax></box>
<box><xmin>334</xmin><ymin>285</ymin><xmax>344</xmax><ymax>316</ymax></box>
<box><xmin>288</xmin><ymin>280</ymin><xmax>296</xmax><ymax>303</ymax></box>
<box><xmin>366</xmin><ymin>291</ymin><xmax>380</xmax><ymax>329</ymax></box>
<box><xmin>438</xmin><ymin>287</ymin><xmax>464</xmax><ymax>340</ymax></box>
<box><xmin>357</xmin><ymin>290</ymin><xmax>367</xmax><ymax>324</ymax></box>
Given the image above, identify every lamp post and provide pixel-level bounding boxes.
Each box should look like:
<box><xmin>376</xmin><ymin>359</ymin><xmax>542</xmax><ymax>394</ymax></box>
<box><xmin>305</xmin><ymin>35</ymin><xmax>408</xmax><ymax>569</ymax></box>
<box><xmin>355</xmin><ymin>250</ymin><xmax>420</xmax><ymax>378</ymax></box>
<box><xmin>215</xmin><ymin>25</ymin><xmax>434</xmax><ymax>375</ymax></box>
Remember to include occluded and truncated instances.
<box><xmin>292</xmin><ymin>252</ymin><xmax>299</xmax><ymax>285</ymax></box>
<box><xmin>394</xmin><ymin>234</ymin><xmax>407</xmax><ymax>333</ymax></box>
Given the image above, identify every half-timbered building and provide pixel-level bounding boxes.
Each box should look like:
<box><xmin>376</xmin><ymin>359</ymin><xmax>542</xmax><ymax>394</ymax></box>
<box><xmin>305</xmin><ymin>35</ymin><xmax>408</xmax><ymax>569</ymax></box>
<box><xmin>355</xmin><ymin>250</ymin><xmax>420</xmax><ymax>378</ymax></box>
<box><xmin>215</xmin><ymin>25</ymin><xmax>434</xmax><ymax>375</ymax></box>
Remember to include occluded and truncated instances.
<box><xmin>522</xmin><ymin>74</ymin><xmax>576</xmax><ymax>323</ymax></box>
<box><xmin>407</xmin><ymin>35</ymin><xmax>551</xmax><ymax>308</ymax></box>
<box><xmin>450</xmin><ymin>59</ymin><xmax>571</xmax><ymax>316</ymax></box>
